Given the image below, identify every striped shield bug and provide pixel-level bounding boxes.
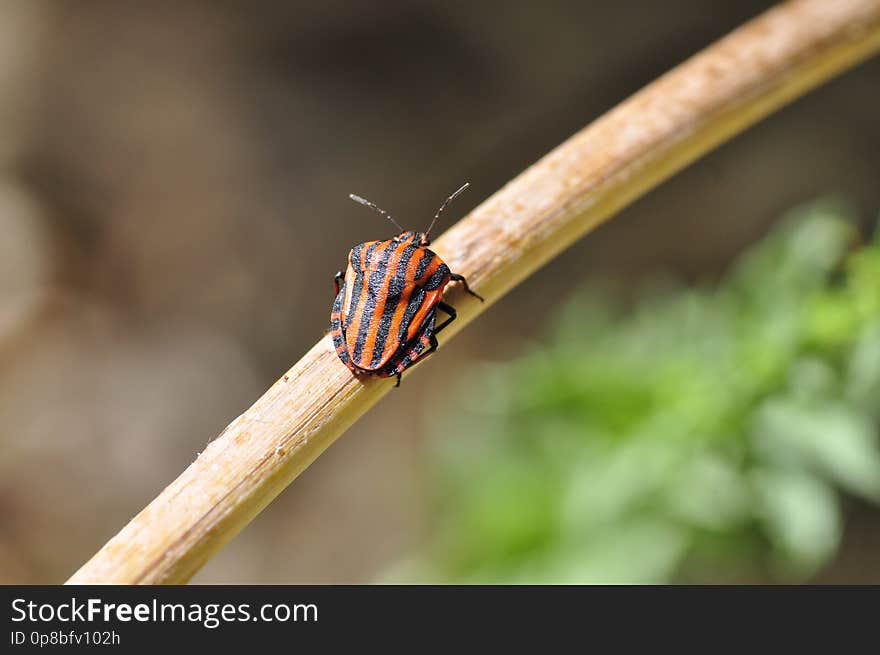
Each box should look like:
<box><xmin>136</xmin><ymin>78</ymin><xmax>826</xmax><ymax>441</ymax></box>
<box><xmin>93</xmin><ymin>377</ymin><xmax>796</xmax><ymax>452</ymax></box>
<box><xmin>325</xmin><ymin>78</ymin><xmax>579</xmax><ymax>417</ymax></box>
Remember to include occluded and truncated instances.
<box><xmin>330</xmin><ymin>183</ymin><xmax>483</xmax><ymax>386</ymax></box>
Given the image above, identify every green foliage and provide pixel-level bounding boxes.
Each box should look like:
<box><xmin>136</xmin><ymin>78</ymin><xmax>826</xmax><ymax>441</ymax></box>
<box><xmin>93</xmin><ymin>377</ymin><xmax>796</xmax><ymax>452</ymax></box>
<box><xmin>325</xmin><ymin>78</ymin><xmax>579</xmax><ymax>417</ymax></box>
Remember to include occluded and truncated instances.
<box><xmin>402</xmin><ymin>201</ymin><xmax>880</xmax><ymax>583</ymax></box>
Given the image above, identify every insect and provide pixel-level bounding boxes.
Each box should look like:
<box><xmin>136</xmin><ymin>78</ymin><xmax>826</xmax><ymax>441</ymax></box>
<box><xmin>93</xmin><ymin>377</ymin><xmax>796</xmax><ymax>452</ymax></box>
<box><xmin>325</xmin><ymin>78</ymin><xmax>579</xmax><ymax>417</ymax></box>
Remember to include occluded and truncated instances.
<box><xmin>330</xmin><ymin>183</ymin><xmax>483</xmax><ymax>387</ymax></box>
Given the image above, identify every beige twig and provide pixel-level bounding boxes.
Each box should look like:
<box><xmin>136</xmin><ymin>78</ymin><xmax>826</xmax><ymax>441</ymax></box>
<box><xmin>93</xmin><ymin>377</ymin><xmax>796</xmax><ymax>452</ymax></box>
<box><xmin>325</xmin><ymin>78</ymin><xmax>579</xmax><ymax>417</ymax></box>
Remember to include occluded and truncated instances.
<box><xmin>67</xmin><ymin>0</ymin><xmax>880</xmax><ymax>584</ymax></box>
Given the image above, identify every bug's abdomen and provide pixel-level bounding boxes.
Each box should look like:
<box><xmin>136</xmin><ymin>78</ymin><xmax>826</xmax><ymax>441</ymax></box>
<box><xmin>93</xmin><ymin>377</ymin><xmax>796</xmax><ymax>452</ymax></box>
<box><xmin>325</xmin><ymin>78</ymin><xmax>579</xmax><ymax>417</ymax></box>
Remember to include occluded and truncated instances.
<box><xmin>339</xmin><ymin>240</ymin><xmax>451</xmax><ymax>372</ymax></box>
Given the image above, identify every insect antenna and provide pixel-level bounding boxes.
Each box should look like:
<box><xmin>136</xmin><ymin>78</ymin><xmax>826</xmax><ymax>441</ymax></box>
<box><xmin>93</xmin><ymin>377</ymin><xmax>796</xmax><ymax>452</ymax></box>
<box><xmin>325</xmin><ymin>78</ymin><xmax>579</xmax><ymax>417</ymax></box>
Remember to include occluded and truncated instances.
<box><xmin>349</xmin><ymin>193</ymin><xmax>405</xmax><ymax>232</ymax></box>
<box><xmin>425</xmin><ymin>182</ymin><xmax>469</xmax><ymax>238</ymax></box>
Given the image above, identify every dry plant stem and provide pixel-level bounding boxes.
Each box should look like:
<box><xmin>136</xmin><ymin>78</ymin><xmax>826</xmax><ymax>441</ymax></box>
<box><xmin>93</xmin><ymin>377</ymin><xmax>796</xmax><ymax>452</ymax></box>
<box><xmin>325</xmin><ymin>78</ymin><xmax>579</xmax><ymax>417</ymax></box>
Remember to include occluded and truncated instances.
<box><xmin>68</xmin><ymin>0</ymin><xmax>880</xmax><ymax>584</ymax></box>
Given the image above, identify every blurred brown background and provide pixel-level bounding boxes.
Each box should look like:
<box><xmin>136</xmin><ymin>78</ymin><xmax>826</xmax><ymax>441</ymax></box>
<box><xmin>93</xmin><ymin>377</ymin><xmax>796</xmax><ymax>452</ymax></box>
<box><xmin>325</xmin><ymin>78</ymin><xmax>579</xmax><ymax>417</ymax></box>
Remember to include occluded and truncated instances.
<box><xmin>1</xmin><ymin>0</ymin><xmax>878</xmax><ymax>583</ymax></box>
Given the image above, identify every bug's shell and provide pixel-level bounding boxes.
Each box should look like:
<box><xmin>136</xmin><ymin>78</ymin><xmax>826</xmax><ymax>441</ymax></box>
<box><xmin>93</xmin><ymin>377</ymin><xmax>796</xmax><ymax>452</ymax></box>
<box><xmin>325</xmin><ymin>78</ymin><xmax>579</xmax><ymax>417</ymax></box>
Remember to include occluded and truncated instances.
<box><xmin>330</xmin><ymin>235</ymin><xmax>451</xmax><ymax>378</ymax></box>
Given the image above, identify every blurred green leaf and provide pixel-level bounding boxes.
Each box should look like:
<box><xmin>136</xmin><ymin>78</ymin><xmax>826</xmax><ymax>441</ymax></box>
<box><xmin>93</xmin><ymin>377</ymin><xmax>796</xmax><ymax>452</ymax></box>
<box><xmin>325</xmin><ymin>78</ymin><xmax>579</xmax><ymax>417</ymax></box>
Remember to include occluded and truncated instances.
<box><xmin>753</xmin><ymin>398</ymin><xmax>880</xmax><ymax>501</ymax></box>
<box><xmin>393</xmin><ymin>201</ymin><xmax>880</xmax><ymax>584</ymax></box>
<box><xmin>752</xmin><ymin>469</ymin><xmax>840</xmax><ymax>574</ymax></box>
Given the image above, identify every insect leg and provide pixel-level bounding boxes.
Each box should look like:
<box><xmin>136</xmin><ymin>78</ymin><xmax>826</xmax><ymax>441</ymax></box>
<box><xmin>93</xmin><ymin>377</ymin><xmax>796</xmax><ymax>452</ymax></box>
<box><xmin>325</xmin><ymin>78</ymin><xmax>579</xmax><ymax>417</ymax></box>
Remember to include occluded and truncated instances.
<box><xmin>450</xmin><ymin>273</ymin><xmax>483</xmax><ymax>302</ymax></box>
<box><xmin>386</xmin><ymin>312</ymin><xmax>439</xmax><ymax>385</ymax></box>
<box><xmin>333</xmin><ymin>270</ymin><xmax>344</xmax><ymax>296</ymax></box>
<box><xmin>392</xmin><ymin>332</ymin><xmax>439</xmax><ymax>389</ymax></box>
<box><xmin>435</xmin><ymin>301</ymin><xmax>457</xmax><ymax>334</ymax></box>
